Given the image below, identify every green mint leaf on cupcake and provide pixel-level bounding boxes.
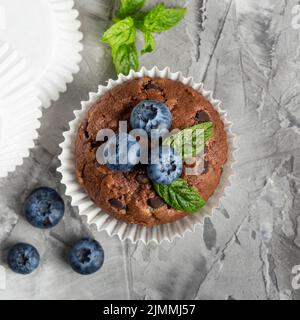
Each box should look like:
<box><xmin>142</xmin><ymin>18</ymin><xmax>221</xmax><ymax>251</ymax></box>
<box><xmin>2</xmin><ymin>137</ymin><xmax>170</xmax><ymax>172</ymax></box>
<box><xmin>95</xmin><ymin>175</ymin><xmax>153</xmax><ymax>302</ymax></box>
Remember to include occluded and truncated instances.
<box><xmin>116</xmin><ymin>0</ymin><xmax>146</xmax><ymax>20</ymax></box>
<box><xmin>143</xmin><ymin>3</ymin><xmax>187</xmax><ymax>33</ymax></box>
<box><xmin>101</xmin><ymin>1</ymin><xmax>187</xmax><ymax>75</ymax></box>
<box><xmin>164</xmin><ymin>122</ymin><xmax>214</xmax><ymax>160</ymax></box>
<box><xmin>154</xmin><ymin>179</ymin><xmax>206</xmax><ymax>214</ymax></box>
<box><xmin>112</xmin><ymin>43</ymin><xmax>139</xmax><ymax>75</ymax></box>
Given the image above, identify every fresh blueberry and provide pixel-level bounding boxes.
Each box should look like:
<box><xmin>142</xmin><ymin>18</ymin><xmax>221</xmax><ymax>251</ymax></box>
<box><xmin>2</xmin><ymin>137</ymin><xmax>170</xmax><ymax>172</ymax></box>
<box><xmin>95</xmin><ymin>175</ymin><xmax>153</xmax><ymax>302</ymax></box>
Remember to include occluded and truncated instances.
<box><xmin>102</xmin><ymin>132</ymin><xmax>141</xmax><ymax>172</ymax></box>
<box><xmin>130</xmin><ymin>100</ymin><xmax>172</xmax><ymax>138</ymax></box>
<box><xmin>68</xmin><ymin>238</ymin><xmax>104</xmax><ymax>275</ymax></box>
<box><xmin>7</xmin><ymin>243</ymin><xmax>40</xmax><ymax>275</ymax></box>
<box><xmin>24</xmin><ymin>187</ymin><xmax>65</xmax><ymax>229</ymax></box>
<box><xmin>147</xmin><ymin>146</ymin><xmax>183</xmax><ymax>185</ymax></box>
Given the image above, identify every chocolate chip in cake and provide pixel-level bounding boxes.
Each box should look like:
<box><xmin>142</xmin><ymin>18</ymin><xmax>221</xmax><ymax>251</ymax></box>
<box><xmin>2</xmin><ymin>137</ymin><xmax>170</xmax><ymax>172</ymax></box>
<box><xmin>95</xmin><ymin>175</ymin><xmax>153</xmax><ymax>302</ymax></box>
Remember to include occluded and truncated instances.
<box><xmin>91</xmin><ymin>140</ymin><xmax>102</xmax><ymax>149</ymax></box>
<box><xmin>184</xmin><ymin>157</ymin><xmax>209</xmax><ymax>174</ymax></box>
<box><xmin>136</xmin><ymin>174</ymin><xmax>149</xmax><ymax>184</ymax></box>
<box><xmin>203</xmin><ymin>160</ymin><xmax>209</xmax><ymax>174</ymax></box>
<box><xmin>144</xmin><ymin>82</ymin><xmax>160</xmax><ymax>90</ymax></box>
<box><xmin>109</xmin><ymin>199</ymin><xmax>127</xmax><ymax>210</ymax></box>
<box><xmin>95</xmin><ymin>161</ymin><xmax>101</xmax><ymax>168</ymax></box>
<box><xmin>195</xmin><ymin>111</ymin><xmax>210</xmax><ymax>123</ymax></box>
<box><xmin>148</xmin><ymin>197</ymin><xmax>165</xmax><ymax>209</ymax></box>
<box><xmin>81</xmin><ymin>119</ymin><xmax>90</xmax><ymax>139</ymax></box>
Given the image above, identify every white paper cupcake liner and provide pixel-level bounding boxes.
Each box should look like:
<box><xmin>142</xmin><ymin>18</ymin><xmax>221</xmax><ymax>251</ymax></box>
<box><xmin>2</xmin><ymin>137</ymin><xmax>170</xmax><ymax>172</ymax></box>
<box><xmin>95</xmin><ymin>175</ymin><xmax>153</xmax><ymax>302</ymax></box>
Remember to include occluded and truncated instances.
<box><xmin>0</xmin><ymin>42</ymin><xmax>42</xmax><ymax>178</ymax></box>
<box><xmin>58</xmin><ymin>67</ymin><xmax>237</xmax><ymax>244</ymax></box>
<box><xmin>0</xmin><ymin>0</ymin><xmax>83</xmax><ymax>108</ymax></box>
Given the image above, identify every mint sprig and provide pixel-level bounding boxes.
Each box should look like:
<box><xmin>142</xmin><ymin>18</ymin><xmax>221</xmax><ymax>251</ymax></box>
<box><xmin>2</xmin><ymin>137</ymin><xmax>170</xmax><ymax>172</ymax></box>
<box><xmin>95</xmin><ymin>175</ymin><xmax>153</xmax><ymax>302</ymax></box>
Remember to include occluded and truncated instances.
<box><xmin>154</xmin><ymin>179</ymin><xmax>206</xmax><ymax>214</ymax></box>
<box><xmin>164</xmin><ymin>122</ymin><xmax>214</xmax><ymax>160</ymax></box>
<box><xmin>101</xmin><ymin>1</ymin><xmax>187</xmax><ymax>75</ymax></box>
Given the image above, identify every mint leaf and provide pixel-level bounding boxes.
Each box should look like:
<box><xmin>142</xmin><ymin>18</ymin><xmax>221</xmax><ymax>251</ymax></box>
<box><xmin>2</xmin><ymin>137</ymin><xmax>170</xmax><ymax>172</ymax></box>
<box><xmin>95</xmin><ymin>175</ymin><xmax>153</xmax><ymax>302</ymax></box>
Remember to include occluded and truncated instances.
<box><xmin>141</xmin><ymin>31</ymin><xmax>155</xmax><ymax>55</ymax></box>
<box><xmin>144</xmin><ymin>3</ymin><xmax>186</xmax><ymax>33</ymax></box>
<box><xmin>101</xmin><ymin>17</ymin><xmax>136</xmax><ymax>47</ymax></box>
<box><xmin>101</xmin><ymin>3</ymin><xmax>187</xmax><ymax>77</ymax></box>
<box><xmin>154</xmin><ymin>179</ymin><xmax>206</xmax><ymax>213</ymax></box>
<box><xmin>112</xmin><ymin>43</ymin><xmax>139</xmax><ymax>75</ymax></box>
<box><xmin>164</xmin><ymin>122</ymin><xmax>214</xmax><ymax>160</ymax></box>
<box><xmin>116</xmin><ymin>0</ymin><xmax>146</xmax><ymax>19</ymax></box>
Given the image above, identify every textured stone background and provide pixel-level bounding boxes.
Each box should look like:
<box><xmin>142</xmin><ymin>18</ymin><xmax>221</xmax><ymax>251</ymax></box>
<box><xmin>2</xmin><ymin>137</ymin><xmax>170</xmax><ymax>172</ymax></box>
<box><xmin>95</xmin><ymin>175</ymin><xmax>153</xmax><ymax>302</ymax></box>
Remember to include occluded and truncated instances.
<box><xmin>1</xmin><ymin>0</ymin><xmax>300</xmax><ymax>300</ymax></box>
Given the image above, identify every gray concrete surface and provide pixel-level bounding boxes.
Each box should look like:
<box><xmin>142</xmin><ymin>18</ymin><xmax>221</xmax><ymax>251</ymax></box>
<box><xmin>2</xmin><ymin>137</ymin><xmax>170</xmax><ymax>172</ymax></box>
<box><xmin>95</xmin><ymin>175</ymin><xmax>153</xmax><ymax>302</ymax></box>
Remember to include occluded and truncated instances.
<box><xmin>0</xmin><ymin>0</ymin><xmax>300</xmax><ymax>300</ymax></box>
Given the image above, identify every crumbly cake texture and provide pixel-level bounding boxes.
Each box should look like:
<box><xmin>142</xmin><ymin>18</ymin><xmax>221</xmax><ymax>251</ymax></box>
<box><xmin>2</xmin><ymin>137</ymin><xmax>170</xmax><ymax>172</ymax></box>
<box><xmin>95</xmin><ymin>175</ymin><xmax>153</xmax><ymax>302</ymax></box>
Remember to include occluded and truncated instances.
<box><xmin>75</xmin><ymin>77</ymin><xmax>228</xmax><ymax>226</ymax></box>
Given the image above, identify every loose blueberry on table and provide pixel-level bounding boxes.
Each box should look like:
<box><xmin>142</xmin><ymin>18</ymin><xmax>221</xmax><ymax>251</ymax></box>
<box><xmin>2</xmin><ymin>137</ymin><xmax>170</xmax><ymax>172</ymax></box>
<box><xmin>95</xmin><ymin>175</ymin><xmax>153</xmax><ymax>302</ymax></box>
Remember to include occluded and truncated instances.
<box><xmin>68</xmin><ymin>238</ymin><xmax>105</xmax><ymax>275</ymax></box>
<box><xmin>130</xmin><ymin>100</ymin><xmax>172</xmax><ymax>138</ymax></box>
<box><xmin>102</xmin><ymin>132</ymin><xmax>141</xmax><ymax>172</ymax></box>
<box><xmin>7</xmin><ymin>243</ymin><xmax>40</xmax><ymax>275</ymax></box>
<box><xmin>23</xmin><ymin>187</ymin><xmax>65</xmax><ymax>229</ymax></box>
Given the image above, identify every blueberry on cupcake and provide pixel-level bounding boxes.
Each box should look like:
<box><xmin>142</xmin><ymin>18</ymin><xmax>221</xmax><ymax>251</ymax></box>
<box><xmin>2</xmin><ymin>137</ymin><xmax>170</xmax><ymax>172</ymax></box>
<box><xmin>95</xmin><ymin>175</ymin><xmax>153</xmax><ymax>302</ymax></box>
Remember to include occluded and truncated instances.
<box><xmin>130</xmin><ymin>100</ymin><xmax>172</xmax><ymax>138</ymax></box>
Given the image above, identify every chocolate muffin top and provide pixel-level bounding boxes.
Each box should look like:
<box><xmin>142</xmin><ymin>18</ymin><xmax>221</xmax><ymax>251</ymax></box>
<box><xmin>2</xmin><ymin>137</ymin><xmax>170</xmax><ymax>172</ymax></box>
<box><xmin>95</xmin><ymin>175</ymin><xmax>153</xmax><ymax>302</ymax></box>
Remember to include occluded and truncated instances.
<box><xmin>75</xmin><ymin>77</ymin><xmax>228</xmax><ymax>226</ymax></box>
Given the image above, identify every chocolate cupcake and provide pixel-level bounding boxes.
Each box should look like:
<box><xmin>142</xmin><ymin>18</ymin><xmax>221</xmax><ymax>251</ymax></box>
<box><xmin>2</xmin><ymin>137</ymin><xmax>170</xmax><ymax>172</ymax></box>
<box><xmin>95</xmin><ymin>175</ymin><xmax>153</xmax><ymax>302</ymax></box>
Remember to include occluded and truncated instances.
<box><xmin>58</xmin><ymin>67</ymin><xmax>235</xmax><ymax>243</ymax></box>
